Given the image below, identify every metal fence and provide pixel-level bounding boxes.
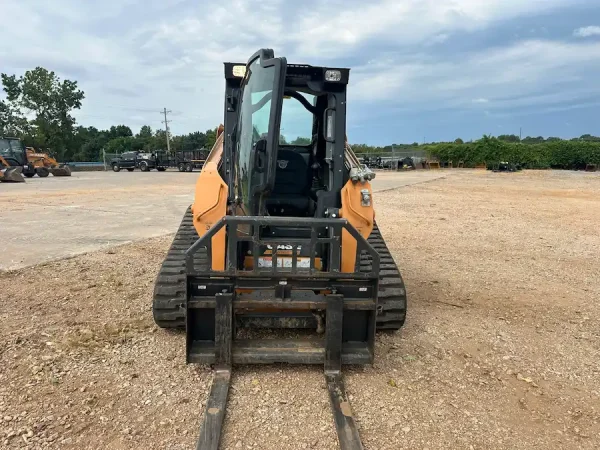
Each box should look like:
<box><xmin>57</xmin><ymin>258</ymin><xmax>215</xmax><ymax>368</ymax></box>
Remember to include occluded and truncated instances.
<box><xmin>355</xmin><ymin>149</ymin><xmax>429</xmax><ymax>170</ymax></box>
<box><xmin>102</xmin><ymin>151</ymin><xmax>119</xmax><ymax>170</ymax></box>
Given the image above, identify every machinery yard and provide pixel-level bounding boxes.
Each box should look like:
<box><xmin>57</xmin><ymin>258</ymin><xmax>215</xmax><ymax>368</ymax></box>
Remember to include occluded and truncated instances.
<box><xmin>0</xmin><ymin>170</ymin><xmax>444</xmax><ymax>271</ymax></box>
<box><xmin>1</xmin><ymin>169</ymin><xmax>598</xmax><ymax>450</ymax></box>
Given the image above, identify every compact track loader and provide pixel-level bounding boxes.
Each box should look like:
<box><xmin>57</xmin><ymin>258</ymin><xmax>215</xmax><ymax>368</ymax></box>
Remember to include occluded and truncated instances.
<box><xmin>152</xmin><ymin>49</ymin><xmax>407</xmax><ymax>449</ymax></box>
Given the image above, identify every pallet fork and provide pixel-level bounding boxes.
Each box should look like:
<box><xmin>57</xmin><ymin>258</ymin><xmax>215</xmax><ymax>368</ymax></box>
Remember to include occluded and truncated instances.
<box><xmin>195</xmin><ymin>293</ymin><xmax>363</xmax><ymax>450</ymax></box>
<box><xmin>185</xmin><ymin>217</ymin><xmax>377</xmax><ymax>450</ymax></box>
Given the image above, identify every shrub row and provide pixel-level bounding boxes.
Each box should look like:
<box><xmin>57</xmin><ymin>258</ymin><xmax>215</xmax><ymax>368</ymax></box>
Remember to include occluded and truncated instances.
<box><xmin>425</xmin><ymin>137</ymin><xmax>600</xmax><ymax>169</ymax></box>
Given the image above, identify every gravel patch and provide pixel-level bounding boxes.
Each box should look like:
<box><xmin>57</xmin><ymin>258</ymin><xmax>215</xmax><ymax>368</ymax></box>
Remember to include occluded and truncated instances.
<box><xmin>1</xmin><ymin>169</ymin><xmax>598</xmax><ymax>449</ymax></box>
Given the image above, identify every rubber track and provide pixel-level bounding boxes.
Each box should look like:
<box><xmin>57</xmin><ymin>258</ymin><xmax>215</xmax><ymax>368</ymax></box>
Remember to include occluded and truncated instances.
<box><xmin>363</xmin><ymin>224</ymin><xmax>407</xmax><ymax>331</ymax></box>
<box><xmin>152</xmin><ymin>207</ymin><xmax>207</xmax><ymax>328</ymax></box>
<box><xmin>152</xmin><ymin>209</ymin><xmax>406</xmax><ymax>331</ymax></box>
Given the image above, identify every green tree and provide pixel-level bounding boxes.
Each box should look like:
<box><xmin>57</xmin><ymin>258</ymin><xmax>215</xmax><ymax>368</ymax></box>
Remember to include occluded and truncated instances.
<box><xmin>183</xmin><ymin>131</ymin><xmax>208</xmax><ymax>151</ymax></box>
<box><xmin>579</xmin><ymin>134</ymin><xmax>600</xmax><ymax>142</ymax></box>
<box><xmin>105</xmin><ymin>136</ymin><xmax>134</xmax><ymax>154</ymax></box>
<box><xmin>454</xmin><ymin>138</ymin><xmax>464</xmax><ymax>144</ymax></box>
<box><xmin>108</xmin><ymin>125</ymin><xmax>133</xmax><ymax>139</ymax></box>
<box><xmin>290</xmin><ymin>137</ymin><xmax>311</xmax><ymax>145</ymax></box>
<box><xmin>1</xmin><ymin>67</ymin><xmax>84</xmax><ymax>159</ymax></box>
<box><xmin>133</xmin><ymin>125</ymin><xmax>154</xmax><ymax>151</ymax></box>
<box><xmin>522</xmin><ymin>136</ymin><xmax>545</xmax><ymax>144</ymax></box>
<box><xmin>137</xmin><ymin>125</ymin><xmax>153</xmax><ymax>138</ymax></box>
<box><xmin>171</xmin><ymin>135</ymin><xmax>185</xmax><ymax>152</ymax></box>
<box><xmin>497</xmin><ymin>134</ymin><xmax>520</xmax><ymax>143</ymax></box>
<box><xmin>0</xmin><ymin>100</ymin><xmax>30</xmax><ymax>135</ymax></box>
<box><xmin>205</xmin><ymin>127</ymin><xmax>218</xmax><ymax>150</ymax></box>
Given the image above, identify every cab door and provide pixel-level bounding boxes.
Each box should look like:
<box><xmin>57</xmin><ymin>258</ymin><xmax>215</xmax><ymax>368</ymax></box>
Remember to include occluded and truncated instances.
<box><xmin>234</xmin><ymin>49</ymin><xmax>287</xmax><ymax>216</ymax></box>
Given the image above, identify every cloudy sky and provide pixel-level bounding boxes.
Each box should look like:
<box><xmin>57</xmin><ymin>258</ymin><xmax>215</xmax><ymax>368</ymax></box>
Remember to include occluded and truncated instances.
<box><xmin>2</xmin><ymin>0</ymin><xmax>600</xmax><ymax>145</ymax></box>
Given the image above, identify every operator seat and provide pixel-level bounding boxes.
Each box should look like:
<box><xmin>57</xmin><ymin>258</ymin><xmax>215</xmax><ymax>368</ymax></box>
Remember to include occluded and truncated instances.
<box><xmin>266</xmin><ymin>148</ymin><xmax>313</xmax><ymax>216</ymax></box>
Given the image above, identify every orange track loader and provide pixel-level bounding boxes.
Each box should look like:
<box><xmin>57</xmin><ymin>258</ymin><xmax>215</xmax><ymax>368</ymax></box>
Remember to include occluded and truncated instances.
<box><xmin>152</xmin><ymin>49</ymin><xmax>407</xmax><ymax>449</ymax></box>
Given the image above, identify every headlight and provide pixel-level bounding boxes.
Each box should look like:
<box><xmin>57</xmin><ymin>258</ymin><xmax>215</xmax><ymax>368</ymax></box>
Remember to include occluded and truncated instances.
<box><xmin>324</xmin><ymin>69</ymin><xmax>342</xmax><ymax>82</ymax></box>
<box><xmin>233</xmin><ymin>65</ymin><xmax>247</xmax><ymax>77</ymax></box>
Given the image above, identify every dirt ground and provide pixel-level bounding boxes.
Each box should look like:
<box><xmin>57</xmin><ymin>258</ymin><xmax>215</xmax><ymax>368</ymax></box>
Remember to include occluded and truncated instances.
<box><xmin>1</xmin><ymin>169</ymin><xmax>598</xmax><ymax>450</ymax></box>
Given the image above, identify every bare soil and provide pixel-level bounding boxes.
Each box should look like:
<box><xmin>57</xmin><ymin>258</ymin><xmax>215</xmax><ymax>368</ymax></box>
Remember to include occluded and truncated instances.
<box><xmin>1</xmin><ymin>169</ymin><xmax>598</xmax><ymax>449</ymax></box>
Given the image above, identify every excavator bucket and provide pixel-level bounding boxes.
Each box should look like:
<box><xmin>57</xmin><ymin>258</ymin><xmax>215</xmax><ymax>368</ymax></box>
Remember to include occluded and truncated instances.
<box><xmin>0</xmin><ymin>166</ymin><xmax>25</xmax><ymax>183</ymax></box>
<box><xmin>50</xmin><ymin>164</ymin><xmax>72</xmax><ymax>176</ymax></box>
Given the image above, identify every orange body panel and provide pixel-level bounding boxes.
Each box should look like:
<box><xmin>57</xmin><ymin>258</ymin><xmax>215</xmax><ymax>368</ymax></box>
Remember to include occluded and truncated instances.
<box><xmin>192</xmin><ymin>127</ymin><xmax>227</xmax><ymax>271</ymax></box>
<box><xmin>340</xmin><ymin>180</ymin><xmax>375</xmax><ymax>273</ymax></box>
<box><xmin>25</xmin><ymin>147</ymin><xmax>60</xmax><ymax>168</ymax></box>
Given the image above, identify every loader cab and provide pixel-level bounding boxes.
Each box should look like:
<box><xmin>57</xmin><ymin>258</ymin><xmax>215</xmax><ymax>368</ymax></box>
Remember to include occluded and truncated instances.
<box><xmin>223</xmin><ymin>50</ymin><xmax>350</xmax><ymax>220</ymax></box>
<box><xmin>0</xmin><ymin>137</ymin><xmax>27</xmax><ymax>167</ymax></box>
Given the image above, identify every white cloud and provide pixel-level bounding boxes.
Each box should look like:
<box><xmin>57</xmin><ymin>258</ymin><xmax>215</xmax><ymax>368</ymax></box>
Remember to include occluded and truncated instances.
<box><xmin>349</xmin><ymin>39</ymin><xmax>600</xmax><ymax>117</ymax></box>
<box><xmin>430</xmin><ymin>34</ymin><xmax>450</xmax><ymax>44</ymax></box>
<box><xmin>286</xmin><ymin>0</ymin><xmax>584</xmax><ymax>57</ymax></box>
<box><xmin>0</xmin><ymin>0</ymin><xmax>596</xmax><ymax>137</ymax></box>
<box><xmin>573</xmin><ymin>26</ymin><xmax>600</xmax><ymax>38</ymax></box>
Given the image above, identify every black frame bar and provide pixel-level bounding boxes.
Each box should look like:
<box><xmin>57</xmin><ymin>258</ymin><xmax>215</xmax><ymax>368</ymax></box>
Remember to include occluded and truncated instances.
<box><xmin>186</xmin><ymin>216</ymin><xmax>380</xmax><ymax>279</ymax></box>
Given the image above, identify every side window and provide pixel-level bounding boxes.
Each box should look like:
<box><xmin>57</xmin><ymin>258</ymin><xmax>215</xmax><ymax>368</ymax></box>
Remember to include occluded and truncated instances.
<box><xmin>279</xmin><ymin>94</ymin><xmax>315</xmax><ymax>146</ymax></box>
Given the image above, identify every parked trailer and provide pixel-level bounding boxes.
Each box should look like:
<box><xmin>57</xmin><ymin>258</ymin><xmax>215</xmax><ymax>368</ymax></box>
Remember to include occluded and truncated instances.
<box><xmin>156</xmin><ymin>149</ymin><xmax>208</xmax><ymax>172</ymax></box>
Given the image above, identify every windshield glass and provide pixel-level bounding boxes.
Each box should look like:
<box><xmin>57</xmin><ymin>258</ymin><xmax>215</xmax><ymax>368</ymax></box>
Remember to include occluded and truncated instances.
<box><xmin>279</xmin><ymin>94</ymin><xmax>314</xmax><ymax>146</ymax></box>
<box><xmin>0</xmin><ymin>138</ymin><xmax>23</xmax><ymax>156</ymax></box>
<box><xmin>0</xmin><ymin>139</ymin><xmax>12</xmax><ymax>155</ymax></box>
<box><xmin>236</xmin><ymin>57</ymin><xmax>276</xmax><ymax>212</ymax></box>
<box><xmin>0</xmin><ymin>138</ymin><xmax>26</xmax><ymax>165</ymax></box>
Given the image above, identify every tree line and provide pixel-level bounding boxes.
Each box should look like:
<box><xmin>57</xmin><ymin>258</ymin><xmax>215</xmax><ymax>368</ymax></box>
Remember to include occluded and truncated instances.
<box><xmin>1</xmin><ymin>66</ymin><xmax>598</xmax><ymax>166</ymax></box>
<box><xmin>70</xmin><ymin>125</ymin><xmax>218</xmax><ymax>161</ymax></box>
<box><xmin>0</xmin><ymin>67</ymin><xmax>217</xmax><ymax>162</ymax></box>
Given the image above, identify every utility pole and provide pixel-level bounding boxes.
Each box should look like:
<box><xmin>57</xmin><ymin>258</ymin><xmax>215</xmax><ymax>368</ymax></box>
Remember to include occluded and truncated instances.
<box><xmin>519</xmin><ymin>127</ymin><xmax>522</xmax><ymax>142</ymax></box>
<box><xmin>161</xmin><ymin>108</ymin><xmax>172</xmax><ymax>153</ymax></box>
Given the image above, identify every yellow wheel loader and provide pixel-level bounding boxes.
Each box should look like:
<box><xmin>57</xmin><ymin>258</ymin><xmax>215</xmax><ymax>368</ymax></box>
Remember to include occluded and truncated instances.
<box><xmin>152</xmin><ymin>49</ymin><xmax>407</xmax><ymax>449</ymax></box>
<box><xmin>24</xmin><ymin>147</ymin><xmax>71</xmax><ymax>177</ymax></box>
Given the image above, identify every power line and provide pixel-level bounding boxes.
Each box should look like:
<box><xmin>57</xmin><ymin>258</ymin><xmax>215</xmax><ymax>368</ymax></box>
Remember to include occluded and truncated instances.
<box><xmin>91</xmin><ymin>104</ymin><xmax>184</xmax><ymax>114</ymax></box>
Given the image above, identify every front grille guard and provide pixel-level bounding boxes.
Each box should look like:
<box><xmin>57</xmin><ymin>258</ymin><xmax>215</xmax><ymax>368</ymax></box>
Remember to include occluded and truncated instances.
<box><xmin>185</xmin><ymin>216</ymin><xmax>380</xmax><ymax>279</ymax></box>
